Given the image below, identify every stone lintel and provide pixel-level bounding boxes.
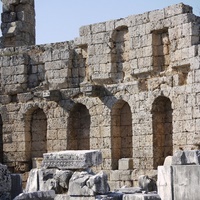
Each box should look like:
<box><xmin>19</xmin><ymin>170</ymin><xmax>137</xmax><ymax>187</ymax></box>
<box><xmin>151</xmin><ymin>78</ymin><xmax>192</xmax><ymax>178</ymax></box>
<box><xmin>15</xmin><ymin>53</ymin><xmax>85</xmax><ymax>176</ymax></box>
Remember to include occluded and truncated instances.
<box><xmin>42</xmin><ymin>150</ymin><xmax>102</xmax><ymax>169</ymax></box>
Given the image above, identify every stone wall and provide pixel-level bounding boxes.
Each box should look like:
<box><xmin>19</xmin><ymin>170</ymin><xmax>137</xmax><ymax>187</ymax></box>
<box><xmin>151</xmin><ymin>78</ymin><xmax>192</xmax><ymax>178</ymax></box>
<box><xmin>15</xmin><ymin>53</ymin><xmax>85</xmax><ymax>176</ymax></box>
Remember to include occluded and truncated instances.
<box><xmin>0</xmin><ymin>2</ymin><xmax>200</xmax><ymax>188</ymax></box>
<box><xmin>1</xmin><ymin>0</ymin><xmax>35</xmax><ymax>47</ymax></box>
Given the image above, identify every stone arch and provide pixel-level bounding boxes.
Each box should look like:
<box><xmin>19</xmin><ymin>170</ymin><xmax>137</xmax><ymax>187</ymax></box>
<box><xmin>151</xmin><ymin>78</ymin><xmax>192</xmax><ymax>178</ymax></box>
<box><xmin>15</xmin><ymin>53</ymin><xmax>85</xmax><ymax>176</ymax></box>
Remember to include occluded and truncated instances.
<box><xmin>152</xmin><ymin>96</ymin><xmax>173</xmax><ymax>169</ymax></box>
<box><xmin>24</xmin><ymin>106</ymin><xmax>47</xmax><ymax>168</ymax></box>
<box><xmin>0</xmin><ymin>115</ymin><xmax>3</xmax><ymax>163</ymax></box>
<box><xmin>111</xmin><ymin>100</ymin><xmax>133</xmax><ymax>170</ymax></box>
<box><xmin>111</xmin><ymin>26</ymin><xmax>130</xmax><ymax>82</ymax></box>
<box><xmin>68</xmin><ymin>103</ymin><xmax>91</xmax><ymax>150</ymax></box>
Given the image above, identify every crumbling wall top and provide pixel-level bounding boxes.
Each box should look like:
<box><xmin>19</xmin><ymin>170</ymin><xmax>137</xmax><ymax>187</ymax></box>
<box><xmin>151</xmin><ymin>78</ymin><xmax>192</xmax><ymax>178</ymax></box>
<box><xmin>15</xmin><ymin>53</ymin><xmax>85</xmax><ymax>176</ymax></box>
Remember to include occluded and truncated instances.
<box><xmin>1</xmin><ymin>0</ymin><xmax>35</xmax><ymax>48</ymax></box>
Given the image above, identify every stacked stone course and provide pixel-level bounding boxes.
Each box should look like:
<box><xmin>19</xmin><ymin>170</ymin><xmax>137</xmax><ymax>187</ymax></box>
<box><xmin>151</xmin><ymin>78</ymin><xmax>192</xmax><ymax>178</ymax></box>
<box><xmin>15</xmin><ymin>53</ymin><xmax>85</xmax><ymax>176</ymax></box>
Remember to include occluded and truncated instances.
<box><xmin>0</xmin><ymin>1</ymin><xmax>200</xmax><ymax>190</ymax></box>
<box><xmin>1</xmin><ymin>0</ymin><xmax>35</xmax><ymax>47</ymax></box>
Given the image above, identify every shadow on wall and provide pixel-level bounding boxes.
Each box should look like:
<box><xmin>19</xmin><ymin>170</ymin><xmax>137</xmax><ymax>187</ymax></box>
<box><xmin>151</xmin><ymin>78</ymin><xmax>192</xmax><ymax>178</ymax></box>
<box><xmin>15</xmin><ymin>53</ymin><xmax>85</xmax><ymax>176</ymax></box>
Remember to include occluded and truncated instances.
<box><xmin>152</xmin><ymin>96</ymin><xmax>173</xmax><ymax>169</ymax></box>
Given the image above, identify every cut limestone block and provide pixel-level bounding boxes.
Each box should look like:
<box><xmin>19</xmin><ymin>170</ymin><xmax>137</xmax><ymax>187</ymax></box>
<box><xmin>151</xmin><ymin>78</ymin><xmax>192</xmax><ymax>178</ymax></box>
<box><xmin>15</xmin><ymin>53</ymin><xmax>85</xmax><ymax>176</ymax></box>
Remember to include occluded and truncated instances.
<box><xmin>26</xmin><ymin>168</ymin><xmax>73</xmax><ymax>194</ymax></box>
<box><xmin>68</xmin><ymin>171</ymin><xmax>110</xmax><ymax>196</ymax></box>
<box><xmin>118</xmin><ymin>158</ymin><xmax>133</xmax><ymax>170</ymax></box>
<box><xmin>115</xmin><ymin>187</ymin><xmax>142</xmax><ymax>194</ymax></box>
<box><xmin>96</xmin><ymin>192</ymin><xmax>123</xmax><ymax>200</ymax></box>
<box><xmin>172</xmin><ymin>150</ymin><xmax>200</xmax><ymax>165</ymax></box>
<box><xmin>25</xmin><ymin>169</ymin><xmax>39</xmax><ymax>193</ymax></box>
<box><xmin>157</xmin><ymin>166</ymin><xmax>173</xmax><ymax>200</ymax></box>
<box><xmin>163</xmin><ymin>156</ymin><xmax>172</xmax><ymax>166</ymax></box>
<box><xmin>158</xmin><ymin>165</ymin><xmax>200</xmax><ymax>200</ymax></box>
<box><xmin>13</xmin><ymin>190</ymin><xmax>56</xmax><ymax>200</ymax></box>
<box><xmin>123</xmin><ymin>193</ymin><xmax>161</xmax><ymax>200</ymax></box>
<box><xmin>54</xmin><ymin>194</ymin><xmax>70</xmax><ymax>200</ymax></box>
<box><xmin>138</xmin><ymin>175</ymin><xmax>157</xmax><ymax>192</ymax></box>
<box><xmin>42</xmin><ymin>150</ymin><xmax>102</xmax><ymax>170</ymax></box>
<box><xmin>173</xmin><ymin>165</ymin><xmax>200</xmax><ymax>200</ymax></box>
<box><xmin>32</xmin><ymin>157</ymin><xmax>43</xmax><ymax>169</ymax></box>
<box><xmin>39</xmin><ymin>168</ymin><xmax>73</xmax><ymax>193</ymax></box>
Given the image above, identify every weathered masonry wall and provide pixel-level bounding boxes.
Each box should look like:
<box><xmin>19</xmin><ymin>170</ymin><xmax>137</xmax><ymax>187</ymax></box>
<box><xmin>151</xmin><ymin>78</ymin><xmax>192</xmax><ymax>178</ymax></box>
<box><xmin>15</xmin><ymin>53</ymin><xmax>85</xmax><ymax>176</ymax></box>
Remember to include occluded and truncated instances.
<box><xmin>1</xmin><ymin>0</ymin><xmax>35</xmax><ymax>47</ymax></box>
<box><xmin>0</xmin><ymin>3</ymin><xmax>200</xmax><ymax>188</ymax></box>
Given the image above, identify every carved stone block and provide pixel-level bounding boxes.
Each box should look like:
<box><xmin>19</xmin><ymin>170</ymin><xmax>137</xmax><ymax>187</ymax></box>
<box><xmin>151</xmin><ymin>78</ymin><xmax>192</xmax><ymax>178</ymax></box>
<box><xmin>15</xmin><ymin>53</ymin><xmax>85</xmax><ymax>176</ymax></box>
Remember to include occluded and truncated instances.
<box><xmin>42</xmin><ymin>150</ymin><xmax>102</xmax><ymax>170</ymax></box>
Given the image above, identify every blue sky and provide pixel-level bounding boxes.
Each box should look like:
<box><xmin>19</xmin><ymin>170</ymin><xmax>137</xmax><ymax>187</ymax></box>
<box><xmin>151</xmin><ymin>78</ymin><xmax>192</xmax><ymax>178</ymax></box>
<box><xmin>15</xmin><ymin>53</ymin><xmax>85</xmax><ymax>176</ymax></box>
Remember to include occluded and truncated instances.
<box><xmin>1</xmin><ymin>1</ymin><xmax>200</xmax><ymax>44</ymax></box>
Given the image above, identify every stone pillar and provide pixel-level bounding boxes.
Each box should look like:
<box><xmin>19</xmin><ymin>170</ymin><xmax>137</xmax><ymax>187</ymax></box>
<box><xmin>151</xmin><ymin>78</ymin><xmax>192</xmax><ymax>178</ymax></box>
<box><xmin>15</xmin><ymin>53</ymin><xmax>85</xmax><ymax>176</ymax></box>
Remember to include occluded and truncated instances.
<box><xmin>1</xmin><ymin>0</ymin><xmax>35</xmax><ymax>47</ymax></box>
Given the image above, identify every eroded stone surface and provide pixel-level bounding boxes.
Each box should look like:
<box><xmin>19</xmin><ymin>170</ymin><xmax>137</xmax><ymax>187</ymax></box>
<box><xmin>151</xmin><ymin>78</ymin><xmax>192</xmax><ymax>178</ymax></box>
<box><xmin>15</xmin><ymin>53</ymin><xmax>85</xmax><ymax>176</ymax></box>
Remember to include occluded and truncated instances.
<box><xmin>13</xmin><ymin>190</ymin><xmax>56</xmax><ymax>200</ymax></box>
<box><xmin>26</xmin><ymin>168</ymin><xmax>73</xmax><ymax>194</ymax></box>
<box><xmin>115</xmin><ymin>187</ymin><xmax>142</xmax><ymax>194</ymax></box>
<box><xmin>138</xmin><ymin>175</ymin><xmax>157</xmax><ymax>192</ymax></box>
<box><xmin>172</xmin><ymin>150</ymin><xmax>200</xmax><ymax>165</ymax></box>
<box><xmin>123</xmin><ymin>193</ymin><xmax>161</xmax><ymax>200</ymax></box>
<box><xmin>68</xmin><ymin>171</ymin><xmax>110</xmax><ymax>196</ymax></box>
<box><xmin>42</xmin><ymin>150</ymin><xmax>102</xmax><ymax>169</ymax></box>
<box><xmin>158</xmin><ymin>165</ymin><xmax>200</xmax><ymax>200</ymax></box>
<box><xmin>25</xmin><ymin>169</ymin><xmax>38</xmax><ymax>193</ymax></box>
<box><xmin>157</xmin><ymin>166</ymin><xmax>173</xmax><ymax>200</ymax></box>
<box><xmin>0</xmin><ymin>164</ymin><xmax>11</xmax><ymax>200</ymax></box>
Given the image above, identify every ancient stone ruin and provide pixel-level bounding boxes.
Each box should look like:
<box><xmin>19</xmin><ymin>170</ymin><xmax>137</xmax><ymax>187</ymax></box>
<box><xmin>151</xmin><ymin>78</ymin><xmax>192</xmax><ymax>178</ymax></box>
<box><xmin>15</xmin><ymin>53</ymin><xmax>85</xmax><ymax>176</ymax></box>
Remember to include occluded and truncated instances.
<box><xmin>0</xmin><ymin>0</ymin><xmax>200</xmax><ymax>199</ymax></box>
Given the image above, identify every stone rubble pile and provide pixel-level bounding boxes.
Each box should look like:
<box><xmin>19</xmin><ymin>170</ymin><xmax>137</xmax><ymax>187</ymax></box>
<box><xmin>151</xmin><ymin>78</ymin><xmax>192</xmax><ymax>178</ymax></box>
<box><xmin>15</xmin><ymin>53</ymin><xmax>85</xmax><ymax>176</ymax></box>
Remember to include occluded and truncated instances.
<box><xmin>12</xmin><ymin>150</ymin><xmax>161</xmax><ymax>200</ymax></box>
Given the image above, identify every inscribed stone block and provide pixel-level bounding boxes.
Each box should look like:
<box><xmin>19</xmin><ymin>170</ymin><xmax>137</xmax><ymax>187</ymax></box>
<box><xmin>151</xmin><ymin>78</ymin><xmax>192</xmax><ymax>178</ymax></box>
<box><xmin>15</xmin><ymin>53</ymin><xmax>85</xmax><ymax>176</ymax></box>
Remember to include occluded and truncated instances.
<box><xmin>42</xmin><ymin>150</ymin><xmax>102</xmax><ymax>169</ymax></box>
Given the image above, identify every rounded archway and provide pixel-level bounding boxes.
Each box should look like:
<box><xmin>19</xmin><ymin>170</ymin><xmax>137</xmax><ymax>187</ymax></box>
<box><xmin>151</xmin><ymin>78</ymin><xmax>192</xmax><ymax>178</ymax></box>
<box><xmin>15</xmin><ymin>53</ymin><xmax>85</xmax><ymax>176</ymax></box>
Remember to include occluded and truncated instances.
<box><xmin>30</xmin><ymin>108</ymin><xmax>47</xmax><ymax>158</ymax></box>
<box><xmin>152</xmin><ymin>96</ymin><xmax>173</xmax><ymax>169</ymax></box>
<box><xmin>68</xmin><ymin>103</ymin><xmax>91</xmax><ymax>150</ymax></box>
<box><xmin>24</xmin><ymin>107</ymin><xmax>47</xmax><ymax>168</ymax></box>
<box><xmin>111</xmin><ymin>100</ymin><xmax>133</xmax><ymax>170</ymax></box>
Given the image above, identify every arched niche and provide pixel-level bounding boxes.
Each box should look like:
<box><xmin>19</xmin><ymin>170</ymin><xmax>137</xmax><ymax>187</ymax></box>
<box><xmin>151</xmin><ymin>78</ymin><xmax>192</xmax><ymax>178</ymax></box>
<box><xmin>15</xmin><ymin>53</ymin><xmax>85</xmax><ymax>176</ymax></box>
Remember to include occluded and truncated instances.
<box><xmin>68</xmin><ymin>103</ymin><xmax>91</xmax><ymax>150</ymax></box>
<box><xmin>152</xmin><ymin>96</ymin><xmax>173</xmax><ymax>169</ymax></box>
<box><xmin>111</xmin><ymin>100</ymin><xmax>133</xmax><ymax>170</ymax></box>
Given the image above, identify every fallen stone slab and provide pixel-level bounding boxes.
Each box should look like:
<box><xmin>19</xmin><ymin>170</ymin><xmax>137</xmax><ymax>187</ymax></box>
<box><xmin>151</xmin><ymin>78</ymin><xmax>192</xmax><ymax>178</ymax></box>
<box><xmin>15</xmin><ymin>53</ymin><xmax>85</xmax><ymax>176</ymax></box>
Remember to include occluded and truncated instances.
<box><xmin>172</xmin><ymin>150</ymin><xmax>200</xmax><ymax>165</ymax></box>
<box><xmin>13</xmin><ymin>190</ymin><xmax>56</xmax><ymax>200</ymax></box>
<box><xmin>115</xmin><ymin>187</ymin><xmax>142</xmax><ymax>194</ymax></box>
<box><xmin>54</xmin><ymin>194</ymin><xmax>70</xmax><ymax>200</ymax></box>
<box><xmin>68</xmin><ymin>170</ymin><xmax>110</xmax><ymax>196</ymax></box>
<box><xmin>25</xmin><ymin>169</ymin><xmax>39</xmax><ymax>193</ymax></box>
<box><xmin>26</xmin><ymin>168</ymin><xmax>73</xmax><ymax>194</ymax></box>
<box><xmin>86</xmin><ymin>171</ymin><xmax>110</xmax><ymax>194</ymax></box>
<box><xmin>138</xmin><ymin>175</ymin><xmax>157</xmax><ymax>192</ymax></box>
<box><xmin>123</xmin><ymin>193</ymin><xmax>161</xmax><ymax>200</ymax></box>
<box><xmin>42</xmin><ymin>150</ymin><xmax>102</xmax><ymax>169</ymax></box>
<box><xmin>96</xmin><ymin>192</ymin><xmax>123</xmax><ymax>200</ymax></box>
<box><xmin>39</xmin><ymin>168</ymin><xmax>73</xmax><ymax>193</ymax></box>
